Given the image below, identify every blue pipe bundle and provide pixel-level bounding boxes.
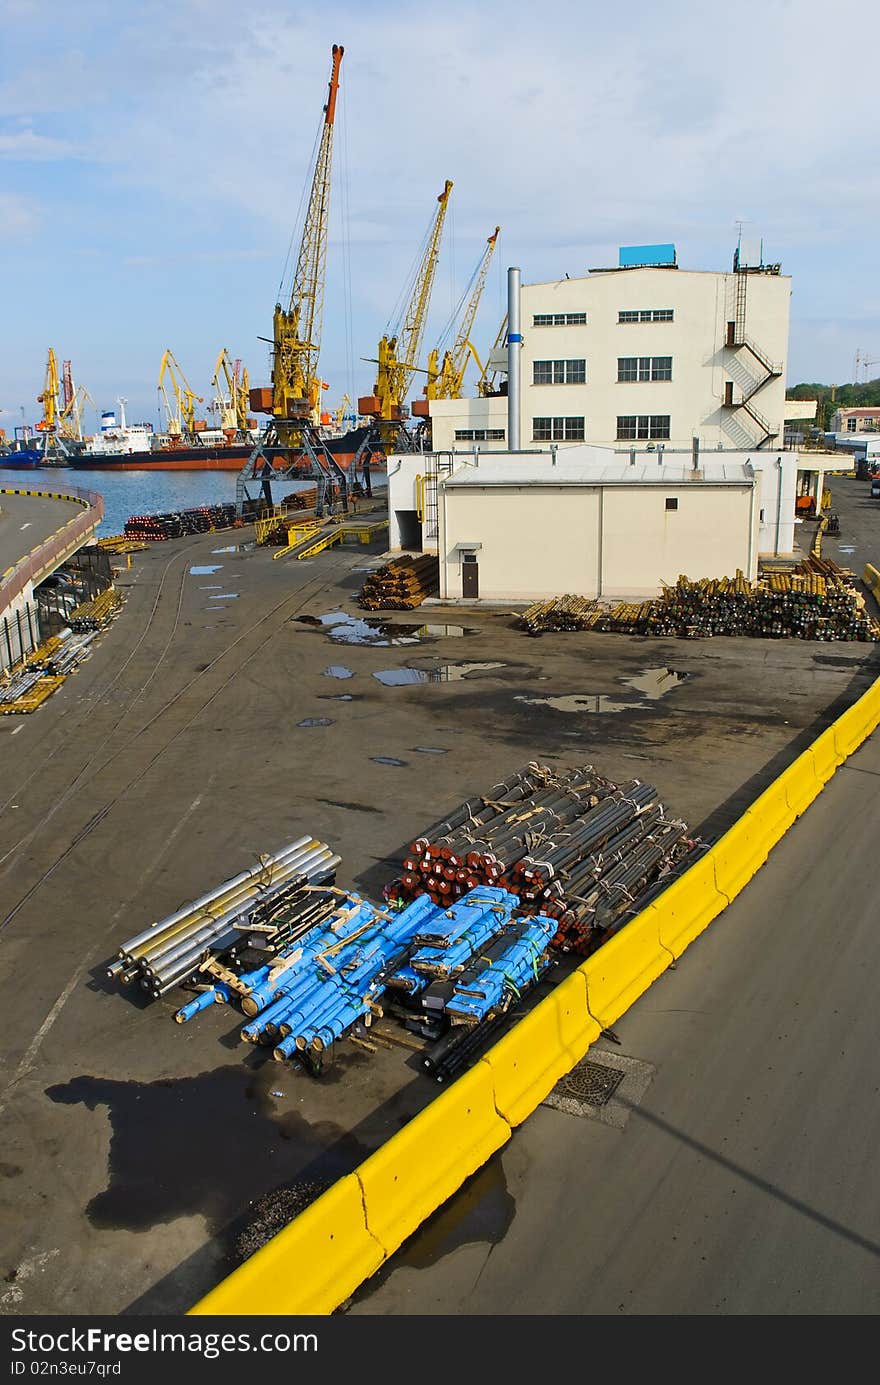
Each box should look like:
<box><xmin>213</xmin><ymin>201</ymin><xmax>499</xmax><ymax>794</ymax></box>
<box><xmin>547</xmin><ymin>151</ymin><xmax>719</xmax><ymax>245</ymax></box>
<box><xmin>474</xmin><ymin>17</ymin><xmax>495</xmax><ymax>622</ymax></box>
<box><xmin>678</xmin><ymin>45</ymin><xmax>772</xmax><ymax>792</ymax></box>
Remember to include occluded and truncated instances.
<box><xmin>444</xmin><ymin>915</ymin><xmax>556</xmax><ymax>1026</ymax></box>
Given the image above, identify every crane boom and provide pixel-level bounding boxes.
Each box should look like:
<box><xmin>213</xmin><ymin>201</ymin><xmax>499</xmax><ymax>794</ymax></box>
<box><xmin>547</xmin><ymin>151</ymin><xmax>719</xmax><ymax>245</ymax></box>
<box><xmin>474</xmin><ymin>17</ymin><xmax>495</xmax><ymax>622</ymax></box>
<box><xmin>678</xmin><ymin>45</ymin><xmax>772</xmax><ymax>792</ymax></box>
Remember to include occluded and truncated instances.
<box><xmin>271</xmin><ymin>43</ymin><xmax>343</xmax><ymax>440</ymax></box>
<box><xmin>426</xmin><ymin>225</ymin><xmax>499</xmax><ymax>401</ymax></box>
<box><xmin>158</xmin><ymin>349</ymin><xmax>203</xmax><ymax>437</ymax></box>
<box><xmin>359</xmin><ymin>180</ymin><xmax>453</xmax><ymax>444</ymax></box>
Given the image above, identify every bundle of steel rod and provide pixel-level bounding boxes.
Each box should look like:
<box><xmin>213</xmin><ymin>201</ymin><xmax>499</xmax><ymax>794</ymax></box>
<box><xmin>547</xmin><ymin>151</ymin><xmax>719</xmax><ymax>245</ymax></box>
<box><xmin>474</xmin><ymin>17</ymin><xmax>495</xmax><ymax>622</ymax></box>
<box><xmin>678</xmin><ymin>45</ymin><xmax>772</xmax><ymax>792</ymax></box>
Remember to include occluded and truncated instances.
<box><xmin>68</xmin><ymin>587</ymin><xmax>121</xmax><ymax>631</ymax></box>
<box><xmin>123</xmin><ymin>503</ymin><xmax>239</xmax><ymax>541</ymax></box>
<box><xmin>106</xmin><ymin>836</ymin><xmax>341</xmax><ymax>1000</ymax></box>
<box><xmin>358</xmin><ymin>554</ymin><xmax>440</xmax><ymax>610</ymax></box>
<box><xmin>519</xmin><ymin>594</ymin><xmax>603</xmax><ymax>634</ymax></box>
<box><xmin>518</xmin><ymin>563</ymin><xmax>879</xmax><ymax>642</ymax></box>
<box><xmin>385</xmin><ymin>763</ymin><xmax>617</xmax><ymax>908</ymax></box>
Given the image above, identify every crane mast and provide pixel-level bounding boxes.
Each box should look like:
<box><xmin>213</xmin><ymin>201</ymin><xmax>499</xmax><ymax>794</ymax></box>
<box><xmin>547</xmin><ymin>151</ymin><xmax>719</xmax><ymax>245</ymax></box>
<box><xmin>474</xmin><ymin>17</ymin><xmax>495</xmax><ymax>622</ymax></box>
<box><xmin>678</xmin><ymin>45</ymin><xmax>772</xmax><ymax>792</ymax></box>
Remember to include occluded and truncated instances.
<box><xmin>270</xmin><ymin>43</ymin><xmax>343</xmax><ymax>444</ymax></box>
<box><xmin>425</xmin><ymin>225</ymin><xmax>500</xmax><ymax>401</ymax></box>
<box><xmin>359</xmin><ymin>179</ymin><xmax>453</xmax><ymax>449</ymax></box>
<box><xmin>158</xmin><ymin>349</ymin><xmax>203</xmax><ymax>438</ymax></box>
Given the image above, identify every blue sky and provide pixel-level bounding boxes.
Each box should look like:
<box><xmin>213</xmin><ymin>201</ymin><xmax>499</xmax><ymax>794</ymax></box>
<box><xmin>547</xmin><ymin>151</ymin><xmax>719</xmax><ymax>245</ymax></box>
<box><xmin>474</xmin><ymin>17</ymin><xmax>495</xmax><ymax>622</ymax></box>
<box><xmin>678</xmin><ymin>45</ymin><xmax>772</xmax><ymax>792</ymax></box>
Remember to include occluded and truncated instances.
<box><xmin>1</xmin><ymin>0</ymin><xmax>878</xmax><ymax>436</ymax></box>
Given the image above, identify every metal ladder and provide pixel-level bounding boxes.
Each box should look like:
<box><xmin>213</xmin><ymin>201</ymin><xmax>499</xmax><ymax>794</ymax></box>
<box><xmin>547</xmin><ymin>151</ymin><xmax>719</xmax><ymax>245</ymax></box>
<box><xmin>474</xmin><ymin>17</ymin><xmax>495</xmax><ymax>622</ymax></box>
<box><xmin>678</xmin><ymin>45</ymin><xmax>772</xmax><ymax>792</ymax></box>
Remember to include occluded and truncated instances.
<box><xmin>422</xmin><ymin>452</ymin><xmax>453</xmax><ymax>549</ymax></box>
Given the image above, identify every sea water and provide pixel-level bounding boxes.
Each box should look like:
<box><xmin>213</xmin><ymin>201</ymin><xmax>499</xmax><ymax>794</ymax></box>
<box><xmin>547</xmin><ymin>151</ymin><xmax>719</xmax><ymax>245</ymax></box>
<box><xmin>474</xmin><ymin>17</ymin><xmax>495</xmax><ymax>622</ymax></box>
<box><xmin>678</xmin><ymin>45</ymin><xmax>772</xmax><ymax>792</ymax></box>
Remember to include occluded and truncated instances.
<box><xmin>0</xmin><ymin>466</ymin><xmax>385</xmax><ymax>538</ymax></box>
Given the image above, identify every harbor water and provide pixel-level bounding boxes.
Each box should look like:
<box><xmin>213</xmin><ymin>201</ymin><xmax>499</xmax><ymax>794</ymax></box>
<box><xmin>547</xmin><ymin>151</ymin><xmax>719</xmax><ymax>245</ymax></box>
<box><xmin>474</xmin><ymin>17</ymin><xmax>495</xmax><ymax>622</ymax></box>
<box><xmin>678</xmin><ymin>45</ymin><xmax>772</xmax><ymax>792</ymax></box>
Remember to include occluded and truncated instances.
<box><xmin>0</xmin><ymin>466</ymin><xmax>384</xmax><ymax>538</ymax></box>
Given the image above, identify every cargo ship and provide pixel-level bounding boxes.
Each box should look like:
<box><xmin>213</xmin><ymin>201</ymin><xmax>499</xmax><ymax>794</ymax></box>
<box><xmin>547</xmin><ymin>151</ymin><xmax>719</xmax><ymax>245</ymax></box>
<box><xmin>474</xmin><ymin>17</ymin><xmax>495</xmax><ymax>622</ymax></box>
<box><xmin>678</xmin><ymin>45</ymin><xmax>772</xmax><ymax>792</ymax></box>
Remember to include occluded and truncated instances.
<box><xmin>65</xmin><ymin>402</ymin><xmax>384</xmax><ymax>474</ymax></box>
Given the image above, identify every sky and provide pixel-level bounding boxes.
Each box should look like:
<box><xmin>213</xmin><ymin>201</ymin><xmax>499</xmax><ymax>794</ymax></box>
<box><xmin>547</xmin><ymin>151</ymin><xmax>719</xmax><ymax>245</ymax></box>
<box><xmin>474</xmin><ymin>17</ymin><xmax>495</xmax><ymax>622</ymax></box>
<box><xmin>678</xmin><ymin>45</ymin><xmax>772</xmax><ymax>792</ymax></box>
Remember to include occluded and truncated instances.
<box><xmin>1</xmin><ymin>0</ymin><xmax>878</xmax><ymax>437</ymax></box>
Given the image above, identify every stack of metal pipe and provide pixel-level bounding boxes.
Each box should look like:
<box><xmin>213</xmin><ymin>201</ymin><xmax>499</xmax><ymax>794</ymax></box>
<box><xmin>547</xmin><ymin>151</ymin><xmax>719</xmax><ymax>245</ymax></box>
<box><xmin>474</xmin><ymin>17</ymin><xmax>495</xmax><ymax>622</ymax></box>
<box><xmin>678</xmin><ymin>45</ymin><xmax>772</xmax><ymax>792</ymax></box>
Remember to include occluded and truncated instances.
<box><xmin>383</xmin><ymin>763</ymin><xmax>702</xmax><ymax>960</ymax></box>
<box><xmin>107</xmin><ymin>836</ymin><xmax>341</xmax><ymax>1000</ymax></box>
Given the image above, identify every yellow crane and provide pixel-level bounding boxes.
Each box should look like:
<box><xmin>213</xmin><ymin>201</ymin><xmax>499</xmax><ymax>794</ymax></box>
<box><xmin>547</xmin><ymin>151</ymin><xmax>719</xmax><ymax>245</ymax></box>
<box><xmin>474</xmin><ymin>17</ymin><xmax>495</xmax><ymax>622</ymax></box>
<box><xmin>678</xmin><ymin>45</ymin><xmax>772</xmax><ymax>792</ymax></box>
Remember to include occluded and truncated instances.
<box><xmin>59</xmin><ymin>384</ymin><xmax>97</xmax><ymax>442</ymax></box>
<box><xmin>158</xmin><ymin>349</ymin><xmax>203</xmax><ymax>438</ymax></box>
<box><xmin>263</xmin><ymin>43</ymin><xmax>344</xmax><ymax>445</ymax></box>
<box><xmin>211</xmin><ymin>349</ymin><xmax>251</xmax><ymax>436</ymax></box>
<box><xmin>422</xmin><ymin>226</ymin><xmax>500</xmax><ymax>403</ymax></box>
<box><xmin>35</xmin><ymin>347</ymin><xmax>60</xmax><ymax>438</ymax></box>
<box><xmin>359</xmin><ymin>179</ymin><xmax>453</xmax><ymax>450</ymax></box>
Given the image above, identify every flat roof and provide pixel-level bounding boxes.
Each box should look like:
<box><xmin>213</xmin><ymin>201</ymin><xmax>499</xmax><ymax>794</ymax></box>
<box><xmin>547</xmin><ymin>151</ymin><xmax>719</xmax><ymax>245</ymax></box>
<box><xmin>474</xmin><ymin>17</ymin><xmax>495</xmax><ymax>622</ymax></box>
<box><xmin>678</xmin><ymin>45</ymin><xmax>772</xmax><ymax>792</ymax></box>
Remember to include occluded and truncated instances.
<box><xmin>444</xmin><ymin>456</ymin><xmax>753</xmax><ymax>487</ymax></box>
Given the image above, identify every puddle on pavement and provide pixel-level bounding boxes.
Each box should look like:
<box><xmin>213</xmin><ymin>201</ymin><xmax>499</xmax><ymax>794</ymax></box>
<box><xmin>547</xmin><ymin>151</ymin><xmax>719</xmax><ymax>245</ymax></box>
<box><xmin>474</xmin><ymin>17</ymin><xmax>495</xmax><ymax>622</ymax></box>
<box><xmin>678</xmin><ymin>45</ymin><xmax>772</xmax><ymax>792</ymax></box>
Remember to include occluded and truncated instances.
<box><xmin>209</xmin><ymin>593</ymin><xmax>240</xmax><ymax>600</ymax></box>
<box><xmin>45</xmin><ymin>1067</ymin><xmax>369</xmax><ymax>1236</ymax></box>
<box><xmin>515</xmin><ymin>666</ymin><xmax>689</xmax><ymax>715</ymax></box>
<box><xmin>373</xmin><ymin>661</ymin><xmax>507</xmax><ymax>686</ymax></box>
<box><xmin>211</xmin><ymin>546</ymin><xmax>238</xmax><ymax>553</ymax></box>
<box><xmin>190</xmin><ymin>565</ymin><xmax>222</xmax><ymax>575</ymax></box>
<box><xmin>199</xmin><ymin>585</ymin><xmax>224</xmax><ymax>590</ymax></box>
<box><xmin>371</xmin><ymin>756</ymin><xmax>407</xmax><ymax>766</ymax></box>
<box><xmin>412</xmin><ymin>746</ymin><xmax>448</xmax><ymax>754</ymax></box>
<box><xmin>349</xmin><ymin>1155</ymin><xmax>515</xmax><ymax>1304</ymax></box>
<box><xmin>621</xmin><ymin>667</ymin><xmax>689</xmax><ymax>699</ymax></box>
<box><xmin>296</xmin><ymin>613</ymin><xmax>478</xmax><ymax>647</ymax></box>
<box><xmin>297</xmin><ymin>717</ymin><xmax>334</xmax><ymax>727</ymax></box>
<box><xmin>323</xmin><ymin>666</ymin><xmax>354</xmax><ymax>679</ymax></box>
<box><xmin>319</xmin><ymin>693</ymin><xmax>356</xmax><ymax>701</ymax></box>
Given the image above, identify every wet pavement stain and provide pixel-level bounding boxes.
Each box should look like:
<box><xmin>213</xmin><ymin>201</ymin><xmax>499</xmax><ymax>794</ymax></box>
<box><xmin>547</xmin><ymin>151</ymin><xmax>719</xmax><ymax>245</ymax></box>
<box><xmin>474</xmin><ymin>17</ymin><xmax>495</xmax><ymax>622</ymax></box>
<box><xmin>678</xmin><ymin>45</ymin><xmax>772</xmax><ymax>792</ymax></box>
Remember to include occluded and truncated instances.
<box><xmin>318</xmin><ymin>693</ymin><xmax>357</xmax><ymax>702</ymax></box>
<box><xmin>323</xmin><ymin>665</ymin><xmax>354</xmax><ymax>680</ymax></box>
<box><xmin>46</xmin><ymin>1067</ymin><xmax>369</xmax><ymax>1235</ymax></box>
<box><xmin>515</xmin><ymin>666</ymin><xmax>690</xmax><ymax>715</ymax></box>
<box><xmin>298</xmin><ymin>613</ymin><xmax>479</xmax><ymax>648</ymax></box>
<box><xmin>371</xmin><ymin>756</ymin><xmax>407</xmax><ymax>766</ymax></box>
<box><xmin>297</xmin><ymin>717</ymin><xmax>334</xmax><ymax>727</ymax></box>
<box><xmin>190</xmin><ymin>565</ymin><xmax>222</xmax><ymax>576</ymax></box>
<box><xmin>373</xmin><ymin>661</ymin><xmax>508</xmax><ymax>686</ymax></box>
<box><xmin>317</xmin><ymin>798</ymin><xmax>381</xmax><ymax>814</ymax></box>
<box><xmin>346</xmin><ymin>1154</ymin><xmax>515</xmax><ymax>1305</ymax></box>
<box><xmin>412</xmin><ymin>746</ymin><xmax>448</xmax><ymax>754</ymax></box>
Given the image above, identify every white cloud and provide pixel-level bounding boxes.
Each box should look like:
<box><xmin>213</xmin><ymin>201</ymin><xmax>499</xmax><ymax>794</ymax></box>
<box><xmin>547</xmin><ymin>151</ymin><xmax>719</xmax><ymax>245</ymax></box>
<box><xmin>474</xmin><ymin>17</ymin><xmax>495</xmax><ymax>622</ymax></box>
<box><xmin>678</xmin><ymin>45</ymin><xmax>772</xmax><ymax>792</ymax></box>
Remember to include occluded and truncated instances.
<box><xmin>0</xmin><ymin>191</ymin><xmax>38</xmax><ymax>237</ymax></box>
<box><xmin>0</xmin><ymin>128</ymin><xmax>80</xmax><ymax>159</ymax></box>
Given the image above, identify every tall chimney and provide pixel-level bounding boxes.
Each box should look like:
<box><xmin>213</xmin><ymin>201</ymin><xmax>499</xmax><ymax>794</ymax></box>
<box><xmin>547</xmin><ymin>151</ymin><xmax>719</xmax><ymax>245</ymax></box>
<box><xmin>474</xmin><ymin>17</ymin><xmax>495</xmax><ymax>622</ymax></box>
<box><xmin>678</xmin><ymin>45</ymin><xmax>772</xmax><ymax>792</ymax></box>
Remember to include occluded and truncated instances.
<box><xmin>507</xmin><ymin>267</ymin><xmax>522</xmax><ymax>451</ymax></box>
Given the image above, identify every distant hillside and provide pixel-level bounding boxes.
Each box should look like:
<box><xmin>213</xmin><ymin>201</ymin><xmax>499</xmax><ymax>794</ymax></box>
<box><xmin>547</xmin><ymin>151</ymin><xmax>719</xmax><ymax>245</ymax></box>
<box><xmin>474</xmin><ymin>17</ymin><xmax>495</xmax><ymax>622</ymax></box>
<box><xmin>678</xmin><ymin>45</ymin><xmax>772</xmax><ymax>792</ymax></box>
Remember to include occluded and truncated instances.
<box><xmin>787</xmin><ymin>379</ymin><xmax>880</xmax><ymax>430</ymax></box>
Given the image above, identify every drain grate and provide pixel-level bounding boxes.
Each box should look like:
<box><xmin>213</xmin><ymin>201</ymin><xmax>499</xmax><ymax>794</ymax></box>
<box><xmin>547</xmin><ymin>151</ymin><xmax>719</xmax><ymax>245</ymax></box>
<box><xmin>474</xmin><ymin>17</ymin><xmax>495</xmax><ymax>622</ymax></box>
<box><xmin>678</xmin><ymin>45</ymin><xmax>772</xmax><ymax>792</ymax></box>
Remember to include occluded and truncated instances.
<box><xmin>561</xmin><ymin>1061</ymin><xmax>624</xmax><ymax>1107</ymax></box>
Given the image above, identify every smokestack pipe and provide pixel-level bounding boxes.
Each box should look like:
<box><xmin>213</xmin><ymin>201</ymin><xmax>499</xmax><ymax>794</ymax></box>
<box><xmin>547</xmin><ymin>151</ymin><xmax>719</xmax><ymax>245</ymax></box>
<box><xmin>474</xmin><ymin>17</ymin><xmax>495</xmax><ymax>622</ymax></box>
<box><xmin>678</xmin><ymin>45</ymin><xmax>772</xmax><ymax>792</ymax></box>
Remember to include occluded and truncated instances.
<box><xmin>507</xmin><ymin>267</ymin><xmax>522</xmax><ymax>451</ymax></box>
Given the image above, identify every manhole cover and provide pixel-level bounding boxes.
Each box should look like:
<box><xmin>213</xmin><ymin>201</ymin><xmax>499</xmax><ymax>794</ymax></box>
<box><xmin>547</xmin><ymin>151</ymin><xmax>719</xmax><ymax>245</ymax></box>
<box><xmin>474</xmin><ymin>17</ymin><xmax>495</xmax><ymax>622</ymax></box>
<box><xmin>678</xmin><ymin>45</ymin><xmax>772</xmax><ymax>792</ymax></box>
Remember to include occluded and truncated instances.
<box><xmin>561</xmin><ymin>1061</ymin><xmax>624</xmax><ymax>1107</ymax></box>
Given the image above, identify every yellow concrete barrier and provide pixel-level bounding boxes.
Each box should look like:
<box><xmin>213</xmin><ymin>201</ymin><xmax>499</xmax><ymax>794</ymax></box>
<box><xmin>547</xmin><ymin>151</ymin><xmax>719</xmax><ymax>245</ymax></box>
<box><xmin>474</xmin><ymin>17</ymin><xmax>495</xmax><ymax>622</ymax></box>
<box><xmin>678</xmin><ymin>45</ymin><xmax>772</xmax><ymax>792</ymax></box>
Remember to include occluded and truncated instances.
<box><xmin>742</xmin><ymin>776</ymin><xmax>798</xmax><ymax>845</ymax></box>
<box><xmin>831</xmin><ymin>683</ymin><xmax>880</xmax><ymax>759</ymax></box>
<box><xmin>357</xmin><ymin>1061</ymin><xmax>510</xmax><ymax>1258</ymax></box>
<box><xmin>188</xmin><ymin>1173</ymin><xmax>384</xmax><ymax>1316</ymax></box>
<box><xmin>481</xmin><ymin>971</ymin><xmax>599</xmax><ymax>1128</ymax></box>
<box><xmin>709</xmin><ymin>812</ymin><xmax>772</xmax><ymax>899</ymax></box>
<box><xmin>808</xmin><ymin>725</ymin><xmax>843</xmax><ymax>786</ymax></box>
<box><xmin>776</xmin><ymin>751</ymin><xmax>822</xmax><ymax>818</ymax></box>
<box><xmin>655</xmin><ymin>852</ymin><xmax>728</xmax><ymax>958</ymax></box>
<box><xmin>580</xmin><ymin>906</ymin><xmax>667</xmax><ymax>1029</ymax></box>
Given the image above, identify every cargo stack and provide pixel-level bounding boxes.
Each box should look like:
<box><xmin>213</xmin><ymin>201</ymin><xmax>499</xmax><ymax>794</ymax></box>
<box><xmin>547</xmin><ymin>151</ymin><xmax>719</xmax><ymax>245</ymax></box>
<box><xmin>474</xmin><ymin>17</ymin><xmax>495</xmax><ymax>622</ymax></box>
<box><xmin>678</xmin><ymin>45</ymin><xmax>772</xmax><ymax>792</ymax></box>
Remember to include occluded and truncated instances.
<box><xmin>359</xmin><ymin>554</ymin><xmax>440</xmax><ymax>610</ymax></box>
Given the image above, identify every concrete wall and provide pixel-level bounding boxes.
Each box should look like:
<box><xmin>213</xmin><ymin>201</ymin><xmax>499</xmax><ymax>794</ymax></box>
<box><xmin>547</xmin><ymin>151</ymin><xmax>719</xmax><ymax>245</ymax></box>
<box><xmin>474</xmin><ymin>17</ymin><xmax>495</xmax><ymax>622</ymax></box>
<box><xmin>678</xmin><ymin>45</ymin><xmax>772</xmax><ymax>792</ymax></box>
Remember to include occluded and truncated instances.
<box><xmin>428</xmin><ymin>264</ymin><xmax>792</xmax><ymax>456</ymax></box>
<box><xmin>439</xmin><ymin>482</ymin><xmax>756</xmax><ymax>602</ymax></box>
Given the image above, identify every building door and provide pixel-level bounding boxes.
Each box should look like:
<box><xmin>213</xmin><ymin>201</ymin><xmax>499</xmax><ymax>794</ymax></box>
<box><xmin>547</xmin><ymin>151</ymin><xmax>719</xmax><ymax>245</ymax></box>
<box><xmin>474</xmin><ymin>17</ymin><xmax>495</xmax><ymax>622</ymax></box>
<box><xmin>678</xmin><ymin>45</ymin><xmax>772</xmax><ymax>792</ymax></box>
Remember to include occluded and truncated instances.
<box><xmin>462</xmin><ymin>552</ymin><xmax>479</xmax><ymax>597</ymax></box>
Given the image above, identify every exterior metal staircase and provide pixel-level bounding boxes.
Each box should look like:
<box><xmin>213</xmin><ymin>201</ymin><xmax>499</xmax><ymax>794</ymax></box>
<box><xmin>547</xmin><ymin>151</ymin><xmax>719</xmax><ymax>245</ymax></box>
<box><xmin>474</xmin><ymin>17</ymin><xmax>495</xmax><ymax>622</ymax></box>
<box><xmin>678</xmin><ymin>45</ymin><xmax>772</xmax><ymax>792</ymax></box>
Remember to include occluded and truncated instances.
<box><xmin>722</xmin><ymin>270</ymin><xmax>783</xmax><ymax>448</ymax></box>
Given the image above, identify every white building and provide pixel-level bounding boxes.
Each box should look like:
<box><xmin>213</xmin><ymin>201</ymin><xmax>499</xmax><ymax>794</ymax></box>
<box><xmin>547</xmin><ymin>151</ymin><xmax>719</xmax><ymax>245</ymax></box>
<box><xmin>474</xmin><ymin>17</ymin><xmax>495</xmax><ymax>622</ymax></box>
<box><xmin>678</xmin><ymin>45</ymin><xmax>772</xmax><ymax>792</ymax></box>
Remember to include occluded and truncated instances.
<box><xmin>422</xmin><ymin>242</ymin><xmax>813</xmax><ymax>455</ymax></box>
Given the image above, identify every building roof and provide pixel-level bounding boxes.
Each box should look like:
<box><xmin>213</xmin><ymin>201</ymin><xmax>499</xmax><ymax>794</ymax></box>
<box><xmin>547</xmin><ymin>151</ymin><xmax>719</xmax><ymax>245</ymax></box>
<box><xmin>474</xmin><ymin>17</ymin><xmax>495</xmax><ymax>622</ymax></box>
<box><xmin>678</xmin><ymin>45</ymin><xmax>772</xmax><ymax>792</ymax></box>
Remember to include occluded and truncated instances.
<box><xmin>836</xmin><ymin>407</ymin><xmax>880</xmax><ymax>417</ymax></box>
<box><xmin>444</xmin><ymin>451</ymin><xmax>754</xmax><ymax>488</ymax></box>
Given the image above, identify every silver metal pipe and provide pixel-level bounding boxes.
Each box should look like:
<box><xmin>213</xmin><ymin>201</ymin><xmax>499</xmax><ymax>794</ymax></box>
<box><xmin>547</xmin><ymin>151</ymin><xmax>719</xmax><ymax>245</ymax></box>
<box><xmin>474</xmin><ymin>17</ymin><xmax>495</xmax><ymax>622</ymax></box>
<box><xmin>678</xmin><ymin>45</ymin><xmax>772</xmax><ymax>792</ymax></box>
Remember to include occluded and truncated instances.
<box><xmin>507</xmin><ymin>266</ymin><xmax>522</xmax><ymax>451</ymax></box>
<box><xmin>141</xmin><ymin>846</ymin><xmax>338</xmax><ymax>973</ymax></box>
<box><xmin>144</xmin><ymin>851</ymin><xmax>341</xmax><ymax>982</ymax></box>
<box><xmin>117</xmin><ymin>834</ymin><xmax>314</xmax><ymax>956</ymax></box>
<box><xmin>120</xmin><ymin>838</ymin><xmax>325</xmax><ymax>963</ymax></box>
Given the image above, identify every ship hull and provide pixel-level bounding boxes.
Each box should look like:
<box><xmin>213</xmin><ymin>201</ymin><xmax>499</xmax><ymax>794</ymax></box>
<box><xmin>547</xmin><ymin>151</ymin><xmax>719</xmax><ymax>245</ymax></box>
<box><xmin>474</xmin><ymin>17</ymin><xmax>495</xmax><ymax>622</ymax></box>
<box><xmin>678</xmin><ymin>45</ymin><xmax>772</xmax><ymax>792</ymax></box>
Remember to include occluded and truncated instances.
<box><xmin>67</xmin><ymin>428</ymin><xmax>386</xmax><ymax>474</ymax></box>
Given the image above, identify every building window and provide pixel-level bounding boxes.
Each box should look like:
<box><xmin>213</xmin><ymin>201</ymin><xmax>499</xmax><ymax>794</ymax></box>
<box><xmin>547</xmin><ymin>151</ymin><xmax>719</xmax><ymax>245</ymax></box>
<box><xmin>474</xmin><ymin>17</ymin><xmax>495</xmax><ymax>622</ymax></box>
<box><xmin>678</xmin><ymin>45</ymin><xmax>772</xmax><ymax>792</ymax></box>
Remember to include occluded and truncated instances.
<box><xmin>618</xmin><ymin>356</ymin><xmax>673</xmax><ymax>382</ymax></box>
<box><xmin>616</xmin><ymin>415</ymin><xmax>671</xmax><ymax>440</ymax></box>
<box><xmin>618</xmin><ymin>309</ymin><xmax>674</xmax><ymax>323</ymax></box>
<box><xmin>533</xmin><ymin>416</ymin><xmax>585</xmax><ymax>441</ymax></box>
<box><xmin>533</xmin><ymin>312</ymin><xmax>587</xmax><ymax>326</ymax></box>
<box><xmin>533</xmin><ymin>359</ymin><xmax>586</xmax><ymax>385</ymax></box>
<box><xmin>665</xmin><ymin>497</ymin><xmax>678</xmax><ymax>511</ymax></box>
<box><xmin>847</xmin><ymin>417</ymin><xmax>857</xmax><ymax>431</ymax></box>
<box><xmin>454</xmin><ymin>428</ymin><xmax>506</xmax><ymax>441</ymax></box>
